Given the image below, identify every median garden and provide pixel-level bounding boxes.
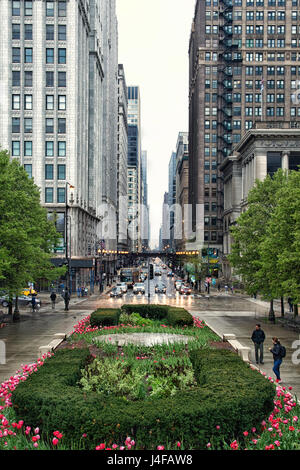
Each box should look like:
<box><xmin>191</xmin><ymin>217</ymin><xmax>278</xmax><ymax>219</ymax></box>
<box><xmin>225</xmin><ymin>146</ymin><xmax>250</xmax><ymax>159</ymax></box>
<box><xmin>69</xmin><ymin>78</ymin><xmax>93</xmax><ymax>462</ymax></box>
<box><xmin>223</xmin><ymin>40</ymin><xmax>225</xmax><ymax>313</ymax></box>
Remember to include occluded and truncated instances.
<box><xmin>1</xmin><ymin>304</ymin><xmax>299</xmax><ymax>450</ymax></box>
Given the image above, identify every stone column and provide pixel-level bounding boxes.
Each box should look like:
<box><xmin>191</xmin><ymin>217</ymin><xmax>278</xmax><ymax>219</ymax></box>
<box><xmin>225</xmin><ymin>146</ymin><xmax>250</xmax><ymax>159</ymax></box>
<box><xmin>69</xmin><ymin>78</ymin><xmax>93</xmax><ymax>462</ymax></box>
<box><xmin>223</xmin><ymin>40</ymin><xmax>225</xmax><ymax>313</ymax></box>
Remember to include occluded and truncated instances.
<box><xmin>282</xmin><ymin>151</ymin><xmax>290</xmax><ymax>171</ymax></box>
<box><xmin>255</xmin><ymin>152</ymin><xmax>267</xmax><ymax>182</ymax></box>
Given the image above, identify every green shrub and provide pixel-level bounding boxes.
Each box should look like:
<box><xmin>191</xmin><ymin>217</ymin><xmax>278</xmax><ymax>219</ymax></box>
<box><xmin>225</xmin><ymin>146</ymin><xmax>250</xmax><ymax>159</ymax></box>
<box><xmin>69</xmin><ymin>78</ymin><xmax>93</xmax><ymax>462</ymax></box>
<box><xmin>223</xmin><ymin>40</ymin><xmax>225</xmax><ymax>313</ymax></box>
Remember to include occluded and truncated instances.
<box><xmin>119</xmin><ymin>312</ymin><xmax>154</xmax><ymax>326</ymax></box>
<box><xmin>121</xmin><ymin>304</ymin><xmax>193</xmax><ymax>327</ymax></box>
<box><xmin>166</xmin><ymin>307</ymin><xmax>194</xmax><ymax>327</ymax></box>
<box><xmin>11</xmin><ymin>348</ymin><xmax>275</xmax><ymax>450</ymax></box>
<box><xmin>90</xmin><ymin>308</ymin><xmax>120</xmax><ymax>327</ymax></box>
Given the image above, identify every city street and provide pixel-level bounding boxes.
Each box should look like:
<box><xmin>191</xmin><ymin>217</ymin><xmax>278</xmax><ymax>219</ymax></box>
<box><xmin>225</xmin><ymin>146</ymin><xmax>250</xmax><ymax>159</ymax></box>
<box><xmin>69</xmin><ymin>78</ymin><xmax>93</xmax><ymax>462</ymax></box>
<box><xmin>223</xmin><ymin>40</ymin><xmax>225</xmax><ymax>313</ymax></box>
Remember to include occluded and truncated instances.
<box><xmin>1</xmin><ymin>272</ymin><xmax>300</xmax><ymax>399</ymax></box>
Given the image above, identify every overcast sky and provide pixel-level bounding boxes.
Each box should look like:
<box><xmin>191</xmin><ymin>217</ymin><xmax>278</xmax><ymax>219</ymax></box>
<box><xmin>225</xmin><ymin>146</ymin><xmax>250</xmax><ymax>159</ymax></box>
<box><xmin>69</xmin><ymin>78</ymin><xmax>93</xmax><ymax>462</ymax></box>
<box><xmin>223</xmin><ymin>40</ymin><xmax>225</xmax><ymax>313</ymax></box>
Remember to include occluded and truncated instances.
<box><xmin>116</xmin><ymin>0</ymin><xmax>196</xmax><ymax>249</ymax></box>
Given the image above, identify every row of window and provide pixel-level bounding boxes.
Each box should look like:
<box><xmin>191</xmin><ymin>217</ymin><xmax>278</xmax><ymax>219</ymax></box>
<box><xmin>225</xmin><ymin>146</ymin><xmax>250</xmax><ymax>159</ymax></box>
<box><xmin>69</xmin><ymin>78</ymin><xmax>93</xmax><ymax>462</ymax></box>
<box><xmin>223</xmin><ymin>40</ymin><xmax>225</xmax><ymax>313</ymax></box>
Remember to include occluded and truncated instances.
<box><xmin>12</xmin><ymin>47</ymin><xmax>66</xmax><ymax>64</ymax></box>
<box><xmin>12</xmin><ymin>72</ymin><xmax>67</xmax><ymax>90</ymax></box>
<box><xmin>12</xmin><ymin>1</ymin><xmax>67</xmax><ymax>17</ymax></box>
<box><xmin>45</xmin><ymin>187</ymin><xmax>66</xmax><ymax>204</ymax></box>
<box><xmin>12</xmin><ymin>117</ymin><xmax>66</xmax><ymax>134</ymax></box>
<box><xmin>12</xmin><ymin>141</ymin><xmax>67</xmax><ymax>157</ymax></box>
<box><xmin>231</xmin><ymin>11</ymin><xmax>291</xmax><ymax>21</ymax></box>
<box><xmin>12</xmin><ymin>93</ymin><xmax>66</xmax><ymax>111</ymax></box>
<box><xmin>12</xmin><ymin>24</ymin><xmax>67</xmax><ymax>41</ymax></box>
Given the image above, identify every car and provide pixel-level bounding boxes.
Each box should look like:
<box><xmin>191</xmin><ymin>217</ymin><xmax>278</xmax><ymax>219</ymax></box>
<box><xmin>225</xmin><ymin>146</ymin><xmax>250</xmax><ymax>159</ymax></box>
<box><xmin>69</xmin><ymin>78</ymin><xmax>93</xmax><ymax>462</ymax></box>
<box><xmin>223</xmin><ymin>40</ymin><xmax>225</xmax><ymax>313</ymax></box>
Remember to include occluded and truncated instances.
<box><xmin>179</xmin><ymin>285</ymin><xmax>192</xmax><ymax>295</ymax></box>
<box><xmin>110</xmin><ymin>287</ymin><xmax>124</xmax><ymax>298</ymax></box>
<box><xmin>116</xmin><ymin>283</ymin><xmax>127</xmax><ymax>293</ymax></box>
<box><xmin>155</xmin><ymin>270</ymin><xmax>162</xmax><ymax>276</ymax></box>
<box><xmin>0</xmin><ymin>294</ymin><xmax>41</xmax><ymax>308</ymax></box>
<box><xmin>155</xmin><ymin>283</ymin><xmax>167</xmax><ymax>294</ymax></box>
<box><xmin>133</xmin><ymin>283</ymin><xmax>145</xmax><ymax>294</ymax></box>
<box><xmin>167</xmin><ymin>272</ymin><xmax>174</xmax><ymax>277</ymax></box>
<box><xmin>175</xmin><ymin>280</ymin><xmax>184</xmax><ymax>291</ymax></box>
<box><xmin>22</xmin><ymin>288</ymin><xmax>38</xmax><ymax>296</ymax></box>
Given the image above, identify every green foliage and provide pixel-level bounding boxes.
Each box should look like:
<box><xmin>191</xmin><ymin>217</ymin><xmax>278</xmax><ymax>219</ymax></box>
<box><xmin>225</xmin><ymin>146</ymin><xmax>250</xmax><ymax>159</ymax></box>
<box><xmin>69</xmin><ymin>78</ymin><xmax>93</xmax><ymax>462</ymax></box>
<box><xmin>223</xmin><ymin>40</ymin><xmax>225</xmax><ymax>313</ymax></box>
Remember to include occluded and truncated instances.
<box><xmin>90</xmin><ymin>309</ymin><xmax>121</xmax><ymax>327</ymax></box>
<box><xmin>121</xmin><ymin>304</ymin><xmax>193</xmax><ymax>326</ymax></box>
<box><xmin>0</xmin><ymin>150</ymin><xmax>66</xmax><ymax>294</ymax></box>
<box><xmin>11</xmin><ymin>348</ymin><xmax>275</xmax><ymax>450</ymax></box>
<box><xmin>119</xmin><ymin>312</ymin><xmax>154</xmax><ymax>326</ymax></box>
<box><xmin>166</xmin><ymin>308</ymin><xmax>194</xmax><ymax>327</ymax></box>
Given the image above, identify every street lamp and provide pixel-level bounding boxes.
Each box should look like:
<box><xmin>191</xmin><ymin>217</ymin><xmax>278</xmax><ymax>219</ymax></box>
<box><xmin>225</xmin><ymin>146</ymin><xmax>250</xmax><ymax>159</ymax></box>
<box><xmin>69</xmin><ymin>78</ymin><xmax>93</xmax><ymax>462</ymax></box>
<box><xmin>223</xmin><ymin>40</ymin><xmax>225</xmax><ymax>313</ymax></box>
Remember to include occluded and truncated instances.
<box><xmin>65</xmin><ymin>182</ymin><xmax>75</xmax><ymax>293</ymax></box>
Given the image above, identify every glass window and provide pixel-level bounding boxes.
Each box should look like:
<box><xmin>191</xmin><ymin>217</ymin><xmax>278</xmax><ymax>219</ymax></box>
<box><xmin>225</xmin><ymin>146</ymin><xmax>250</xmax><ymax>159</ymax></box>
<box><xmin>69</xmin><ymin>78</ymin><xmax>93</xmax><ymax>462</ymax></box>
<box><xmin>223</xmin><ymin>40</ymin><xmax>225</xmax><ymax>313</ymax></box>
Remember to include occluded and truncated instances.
<box><xmin>46</xmin><ymin>95</ymin><xmax>54</xmax><ymax>110</ymax></box>
<box><xmin>24</xmin><ymin>164</ymin><xmax>32</xmax><ymax>178</ymax></box>
<box><xmin>45</xmin><ymin>187</ymin><xmax>54</xmax><ymax>203</ymax></box>
<box><xmin>58</xmin><ymin>141</ymin><xmax>66</xmax><ymax>156</ymax></box>
<box><xmin>58</xmin><ymin>72</ymin><xmax>66</xmax><ymax>87</ymax></box>
<box><xmin>267</xmin><ymin>152</ymin><xmax>281</xmax><ymax>176</ymax></box>
<box><xmin>24</xmin><ymin>24</ymin><xmax>33</xmax><ymax>40</ymax></box>
<box><xmin>58</xmin><ymin>1</ymin><xmax>67</xmax><ymax>17</ymax></box>
<box><xmin>46</xmin><ymin>1</ymin><xmax>54</xmax><ymax>17</ymax></box>
<box><xmin>58</xmin><ymin>95</ymin><xmax>66</xmax><ymax>110</ymax></box>
<box><xmin>12</xmin><ymin>47</ymin><xmax>20</xmax><ymax>63</ymax></box>
<box><xmin>46</xmin><ymin>48</ymin><xmax>54</xmax><ymax>64</ymax></box>
<box><xmin>24</xmin><ymin>94</ymin><xmax>32</xmax><ymax>110</ymax></box>
<box><xmin>24</xmin><ymin>70</ymin><xmax>33</xmax><ymax>87</ymax></box>
<box><xmin>46</xmin><ymin>24</ymin><xmax>54</xmax><ymax>41</ymax></box>
<box><xmin>46</xmin><ymin>118</ymin><xmax>54</xmax><ymax>133</ymax></box>
<box><xmin>24</xmin><ymin>118</ymin><xmax>32</xmax><ymax>133</ymax></box>
<box><xmin>12</xmin><ymin>94</ymin><xmax>20</xmax><ymax>109</ymax></box>
<box><xmin>24</xmin><ymin>48</ymin><xmax>33</xmax><ymax>63</ymax></box>
<box><xmin>24</xmin><ymin>141</ymin><xmax>32</xmax><ymax>156</ymax></box>
<box><xmin>12</xmin><ymin>70</ymin><xmax>20</xmax><ymax>87</ymax></box>
<box><xmin>46</xmin><ymin>141</ymin><xmax>54</xmax><ymax>157</ymax></box>
<box><xmin>12</xmin><ymin>117</ymin><xmax>20</xmax><ymax>133</ymax></box>
<box><xmin>12</xmin><ymin>24</ymin><xmax>20</xmax><ymax>40</ymax></box>
<box><xmin>45</xmin><ymin>164</ymin><xmax>54</xmax><ymax>180</ymax></box>
<box><xmin>58</xmin><ymin>48</ymin><xmax>66</xmax><ymax>64</ymax></box>
<box><xmin>12</xmin><ymin>1</ymin><xmax>20</xmax><ymax>16</ymax></box>
<box><xmin>24</xmin><ymin>1</ymin><xmax>33</xmax><ymax>16</ymax></box>
<box><xmin>57</xmin><ymin>187</ymin><xmax>66</xmax><ymax>203</ymax></box>
<box><xmin>58</xmin><ymin>25</ymin><xmax>66</xmax><ymax>41</ymax></box>
<box><xmin>12</xmin><ymin>141</ymin><xmax>20</xmax><ymax>156</ymax></box>
<box><xmin>57</xmin><ymin>164</ymin><xmax>66</xmax><ymax>180</ymax></box>
<box><xmin>46</xmin><ymin>71</ymin><xmax>54</xmax><ymax>87</ymax></box>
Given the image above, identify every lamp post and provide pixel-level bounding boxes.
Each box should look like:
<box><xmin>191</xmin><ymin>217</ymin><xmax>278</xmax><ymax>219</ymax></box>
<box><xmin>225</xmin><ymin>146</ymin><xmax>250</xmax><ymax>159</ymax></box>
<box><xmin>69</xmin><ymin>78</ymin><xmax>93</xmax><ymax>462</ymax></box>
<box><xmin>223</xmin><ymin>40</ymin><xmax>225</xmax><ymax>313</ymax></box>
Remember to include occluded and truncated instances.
<box><xmin>65</xmin><ymin>182</ymin><xmax>75</xmax><ymax>293</ymax></box>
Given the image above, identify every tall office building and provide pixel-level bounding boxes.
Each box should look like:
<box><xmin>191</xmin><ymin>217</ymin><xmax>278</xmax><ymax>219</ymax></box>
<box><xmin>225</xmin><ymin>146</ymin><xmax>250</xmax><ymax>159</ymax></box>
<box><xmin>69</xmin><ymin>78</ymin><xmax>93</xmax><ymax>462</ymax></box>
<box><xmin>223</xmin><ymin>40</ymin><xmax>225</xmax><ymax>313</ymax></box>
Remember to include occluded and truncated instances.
<box><xmin>168</xmin><ymin>151</ymin><xmax>177</xmax><ymax>252</ymax></box>
<box><xmin>0</xmin><ymin>0</ymin><xmax>119</xmax><ymax>287</ymax></box>
<box><xmin>175</xmin><ymin>132</ymin><xmax>189</xmax><ymax>252</ymax></box>
<box><xmin>188</xmin><ymin>0</ymin><xmax>300</xmax><ymax>266</ymax></box>
<box><xmin>127</xmin><ymin>86</ymin><xmax>142</xmax><ymax>252</ymax></box>
<box><xmin>141</xmin><ymin>150</ymin><xmax>150</xmax><ymax>250</ymax></box>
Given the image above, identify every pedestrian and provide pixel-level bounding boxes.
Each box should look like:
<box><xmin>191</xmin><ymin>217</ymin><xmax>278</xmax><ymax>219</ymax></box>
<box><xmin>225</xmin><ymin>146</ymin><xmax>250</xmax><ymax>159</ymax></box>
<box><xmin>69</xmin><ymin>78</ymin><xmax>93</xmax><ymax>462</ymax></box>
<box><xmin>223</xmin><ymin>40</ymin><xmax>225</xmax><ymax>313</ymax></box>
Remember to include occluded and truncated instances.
<box><xmin>31</xmin><ymin>295</ymin><xmax>37</xmax><ymax>312</ymax></box>
<box><xmin>63</xmin><ymin>288</ymin><xmax>70</xmax><ymax>311</ymax></box>
<box><xmin>50</xmin><ymin>291</ymin><xmax>56</xmax><ymax>310</ymax></box>
<box><xmin>225</xmin><ymin>284</ymin><xmax>228</xmax><ymax>294</ymax></box>
<box><xmin>77</xmin><ymin>286</ymin><xmax>81</xmax><ymax>298</ymax></box>
<box><xmin>251</xmin><ymin>323</ymin><xmax>265</xmax><ymax>365</ymax></box>
<box><xmin>287</xmin><ymin>298</ymin><xmax>293</xmax><ymax>313</ymax></box>
<box><xmin>231</xmin><ymin>285</ymin><xmax>234</xmax><ymax>294</ymax></box>
<box><xmin>217</xmin><ymin>283</ymin><xmax>221</xmax><ymax>292</ymax></box>
<box><xmin>269</xmin><ymin>337</ymin><xmax>286</xmax><ymax>384</ymax></box>
<box><xmin>81</xmin><ymin>286</ymin><xmax>84</xmax><ymax>297</ymax></box>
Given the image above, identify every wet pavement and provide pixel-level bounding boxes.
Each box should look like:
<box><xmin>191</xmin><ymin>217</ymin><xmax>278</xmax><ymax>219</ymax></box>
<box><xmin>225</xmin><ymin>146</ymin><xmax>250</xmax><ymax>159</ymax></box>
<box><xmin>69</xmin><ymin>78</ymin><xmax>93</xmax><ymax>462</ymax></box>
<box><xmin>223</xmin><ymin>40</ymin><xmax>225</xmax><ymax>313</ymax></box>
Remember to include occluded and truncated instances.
<box><xmin>0</xmin><ymin>274</ymin><xmax>299</xmax><ymax>399</ymax></box>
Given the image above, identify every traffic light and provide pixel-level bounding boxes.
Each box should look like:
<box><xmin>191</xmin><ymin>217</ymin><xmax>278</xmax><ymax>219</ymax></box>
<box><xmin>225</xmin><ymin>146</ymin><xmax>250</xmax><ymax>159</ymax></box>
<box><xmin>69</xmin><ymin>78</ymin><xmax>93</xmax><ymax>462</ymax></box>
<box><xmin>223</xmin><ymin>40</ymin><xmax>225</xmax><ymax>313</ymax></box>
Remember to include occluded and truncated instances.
<box><xmin>149</xmin><ymin>264</ymin><xmax>154</xmax><ymax>280</ymax></box>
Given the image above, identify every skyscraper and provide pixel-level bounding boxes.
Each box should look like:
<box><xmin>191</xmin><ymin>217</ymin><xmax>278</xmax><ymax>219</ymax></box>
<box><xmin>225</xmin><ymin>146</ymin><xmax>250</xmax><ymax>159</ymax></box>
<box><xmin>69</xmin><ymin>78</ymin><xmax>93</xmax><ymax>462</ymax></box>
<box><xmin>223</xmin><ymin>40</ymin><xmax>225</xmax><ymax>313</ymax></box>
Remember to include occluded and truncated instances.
<box><xmin>0</xmin><ymin>0</ymin><xmax>119</xmax><ymax>288</ymax></box>
<box><xmin>168</xmin><ymin>152</ymin><xmax>177</xmax><ymax>252</ymax></box>
<box><xmin>188</xmin><ymin>0</ymin><xmax>300</xmax><ymax>266</ymax></box>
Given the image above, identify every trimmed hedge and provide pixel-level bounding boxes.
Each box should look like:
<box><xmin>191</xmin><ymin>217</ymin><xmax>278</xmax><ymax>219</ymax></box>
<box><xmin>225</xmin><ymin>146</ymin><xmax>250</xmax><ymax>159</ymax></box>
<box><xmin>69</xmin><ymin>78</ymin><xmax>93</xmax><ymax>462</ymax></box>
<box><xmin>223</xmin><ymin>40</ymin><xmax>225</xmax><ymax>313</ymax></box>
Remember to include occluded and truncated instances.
<box><xmin>90</xmin><ymin>309</ymin><xmax>121</xmax><ymax>327</ymax></box>
<box><xmin>121</xmin><ymin>304</ymin><xmax>193</xmax><ymax>327</ymax></box>
<box><xmin>11</xmin><ymin>348</ymin><xmax>275</xmax><ymax>450</ymax></box>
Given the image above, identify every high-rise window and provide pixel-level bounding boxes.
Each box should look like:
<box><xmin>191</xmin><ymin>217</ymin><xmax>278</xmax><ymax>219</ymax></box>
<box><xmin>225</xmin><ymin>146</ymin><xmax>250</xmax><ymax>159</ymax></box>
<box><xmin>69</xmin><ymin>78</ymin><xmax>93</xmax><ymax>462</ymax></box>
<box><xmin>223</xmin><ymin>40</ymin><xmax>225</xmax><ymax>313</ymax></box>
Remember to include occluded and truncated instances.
<box><xmin>45</xmin><ymin>188</ymin><xmax>54</xmax><ymax>203</ymax></box>
<box><xmin>46</xmin><ymin>24</ymin><xmax>54</xmax><ymax>41</ymax></box>
<box><xmin>12</xmin><ymin>47</ymin><xmax>20</xmax><ymax>63</ymax></box>
<box><xmin>57</xmin><ymin>164</ymin><xmax>66</xmax><ymax>180</ymax></box>
<box><xmin>46</xmin><ymin>118</ymin><xmax>54</xmax><ymax>133</ymax></box>
<box><xmin>58</xmin><ymin>25</ymin><xmax>66</xmax><ymax>41</ymax></box>
<box><xmin>24</xmin><ymin>118</ymin><xmax>32</xmax><ymax>133</ymax></box>
<box><xmin>46</xmin><ymin>1</ymin><xmax>54</xmax><ymax>17</ymax></box>
<box><xmin>46</xmin><ymin>141</ymin><xmax>54</xmax><ymax>157</ymax></box>
<box><xmin>24</xmin><ymin>24</ymin><xmax>33</xmax><ymax>40</ymax></box>
<box><xmin>12</xmin><ymin>141</ymin><xmax>20</xmax><ymax>156</ymax></box>
<box><xmin>57</xmin><ymin>187</ymin><xmax>66</xmax><ymax>203</ymax></box>
<box><xmin>45</xmin><ymin>164</ymin><xmax>54</xmax><ymax>180</ymax></box>
<box><xmin>24</xmin><ymin>1</ymin><xmax>33</xmax><ymax>16</ymax></box>
<box><xmin>12</xmin><ymin>70</ymin><xmax>20</xmax><ymax>87</ymax></box>
<box><xmin>12</xmin><ymin>1</ymin><xmax>20</xmax><ymax>16</ymax></box>
<box><xmin>12</xmin><ymin>94</ymin><xmax>20</xmax><ymax>109</ymax></box>
<box><xmin>58</xmin><ymin>141</ymin><xmax>66</xmax><ymax>156</ymax></box>
<box><xmin>58</xmin><ymin>95</ymin><xmax>66</xmax><ymax>110</ymax></box>
<box><xmin>12</xmin><ymin>24</ymin><xmax>20</xmax><ymax>40</ymax></box>
<box><xmin>58</xmin><ymin>72</ymin><xmax>66</xmax><ymax>87</ymax></box>
<box><xmin>24</xmin><ymin>164</ymin><xmax>32</xmax><ymax>178</ymax></box>
<box><xmin>46</xmin><ymin>48</ymin><xmax>54</xmax><ymax>64</ymax></box>
<box><xmin>24</xmin><ymin>48</ymin><xmax>33</xmax><ymax>63</ymax></box>
<box><xmin>24</xmin><ymin>94</ymin><xmax>32</xmax><ymax>110</ymax></box>
<box><xmin>58</xmin><ymin>48</ymin><xmax>66</xmax><ymax>64</ymax></box>
<box><xmin>24</xmin><ymin>141</ymin><xmax>32</xmax><ymax>156</ymax></box>
<box><xmin>58</xmin><ymin>118</ymin><xmax>66</xmax><ymax>133</ymax></box>
<box><xmin>12</xmin><ymin>117</ymin><xmax>20</xmax><ymax>133</ymax></box>
<box><xmin>46</xmin><ymin>95</ymin><xmax>54</xmax><ymax>110</ymax></box>
<box><xmin>58</xmin><ymin>1</ymin><xmax>67</xmax><ymax>17</ymax></box>
<box><xmin>24</xmin><ymin>71</ymin><xmax>33</xmax><ymax>87</ymax></box>
<box><xmin>46</xmin><ymin>71</ymin><xmax>54</xmax><ymax>87</ymax></box>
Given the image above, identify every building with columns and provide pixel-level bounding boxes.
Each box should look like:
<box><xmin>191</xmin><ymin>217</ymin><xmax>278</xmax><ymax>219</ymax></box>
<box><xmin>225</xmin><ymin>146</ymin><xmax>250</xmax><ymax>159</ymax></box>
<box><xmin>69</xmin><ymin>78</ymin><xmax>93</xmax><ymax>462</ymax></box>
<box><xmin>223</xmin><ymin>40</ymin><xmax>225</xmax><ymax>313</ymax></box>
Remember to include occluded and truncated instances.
<box><xmin>221</xmin><ymin>125</ymin><xmax>300</xmax><ymax>280</ymax></box>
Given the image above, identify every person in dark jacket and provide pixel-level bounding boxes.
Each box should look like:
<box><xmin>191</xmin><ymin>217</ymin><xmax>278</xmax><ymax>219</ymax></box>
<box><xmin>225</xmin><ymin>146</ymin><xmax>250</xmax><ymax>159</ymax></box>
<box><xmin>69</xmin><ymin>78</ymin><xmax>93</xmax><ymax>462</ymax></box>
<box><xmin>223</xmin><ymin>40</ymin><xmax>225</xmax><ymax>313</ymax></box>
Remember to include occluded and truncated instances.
<box><xmin>50</xmin><ymin>291</ymin><xmax>56</xmax><ymax>310</ymax></box>
<box><xmin>269</xmin><ymin>337</ymin><xmax>283</xmax><ymax>383</ymax></box>
<box><xmin>251</xmin><ymin>324</ymin><xmax>265</xmax><ymax>365</ymax></box>
<box><xmin>63</xmin><ymin>288</ymin><xmax>70</xmax><ymax>311</ymax></box>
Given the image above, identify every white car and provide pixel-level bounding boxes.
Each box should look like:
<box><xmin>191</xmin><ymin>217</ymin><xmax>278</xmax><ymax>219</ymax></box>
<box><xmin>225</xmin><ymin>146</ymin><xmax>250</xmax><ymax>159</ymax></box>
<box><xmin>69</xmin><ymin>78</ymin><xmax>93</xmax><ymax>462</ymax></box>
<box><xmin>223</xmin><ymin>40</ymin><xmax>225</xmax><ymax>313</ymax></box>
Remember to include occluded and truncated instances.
<box><xmin>133</xmin><ymin>283</ymin><xmax>145</xmax><ymax>295</ymax></box>
<box><xmin>116</xmin><ymin>282</ymin><xmax>128</xmax><ymax>293</ymax></box>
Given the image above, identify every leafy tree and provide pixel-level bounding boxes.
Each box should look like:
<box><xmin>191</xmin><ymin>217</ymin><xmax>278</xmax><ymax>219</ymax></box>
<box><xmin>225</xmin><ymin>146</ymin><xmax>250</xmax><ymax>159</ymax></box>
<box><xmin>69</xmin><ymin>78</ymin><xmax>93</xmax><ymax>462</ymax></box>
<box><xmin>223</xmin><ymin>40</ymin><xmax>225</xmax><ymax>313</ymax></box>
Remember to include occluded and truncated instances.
<box><xmin>229</xmin><ymin>170</ymin><xmax>288</xmax><ymax>321</ymax></box>
<box><xmin>0</xmin><ymin>150</ymin><xmax>66</xmax><ymax>318</ymax></box>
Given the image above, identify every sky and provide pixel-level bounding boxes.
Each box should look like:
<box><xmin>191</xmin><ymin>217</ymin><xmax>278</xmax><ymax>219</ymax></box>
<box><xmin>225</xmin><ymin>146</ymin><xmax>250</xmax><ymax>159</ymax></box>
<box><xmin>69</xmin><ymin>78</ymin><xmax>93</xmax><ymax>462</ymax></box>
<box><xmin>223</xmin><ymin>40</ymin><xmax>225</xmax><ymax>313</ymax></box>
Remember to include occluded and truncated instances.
<box><xmin>116</xmin><ymin>0</ymin><xmax>196</xmax><ymax>249</ymax></box>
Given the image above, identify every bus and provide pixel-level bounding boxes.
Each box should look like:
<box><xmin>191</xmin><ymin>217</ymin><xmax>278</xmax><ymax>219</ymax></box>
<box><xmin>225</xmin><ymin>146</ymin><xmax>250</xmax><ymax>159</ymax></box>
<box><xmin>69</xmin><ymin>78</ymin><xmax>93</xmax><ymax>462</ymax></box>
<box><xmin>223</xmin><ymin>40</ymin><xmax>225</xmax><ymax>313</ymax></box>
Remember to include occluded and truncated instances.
<box><xmin>120</xmin><ymin>268</ymin><xmax>140</xmax><ymax>288</ymax></box>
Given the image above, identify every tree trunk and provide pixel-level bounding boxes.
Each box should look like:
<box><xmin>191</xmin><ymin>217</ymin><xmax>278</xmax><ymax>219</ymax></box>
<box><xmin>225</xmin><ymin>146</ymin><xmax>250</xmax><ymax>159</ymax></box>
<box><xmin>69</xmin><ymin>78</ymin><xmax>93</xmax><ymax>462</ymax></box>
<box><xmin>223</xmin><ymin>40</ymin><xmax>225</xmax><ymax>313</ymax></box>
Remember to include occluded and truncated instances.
<box><xmin>13</xmin><ymin>296</ymin><xmax>20</xmax><ymax>322</ymax></box>
<box><xmin>269</xmin><ymin>299</ymin><xmax>275</xmax><ymax>323</ymax></box>
<box><xmin>294</xmin><ymin>303</ymin><xmax>299</xmax><ymax>318</ymax></box>
<box><xmin>280</xmin><ymin>297</ymin><xmax>285</xmax><ymax>317</ymax></box>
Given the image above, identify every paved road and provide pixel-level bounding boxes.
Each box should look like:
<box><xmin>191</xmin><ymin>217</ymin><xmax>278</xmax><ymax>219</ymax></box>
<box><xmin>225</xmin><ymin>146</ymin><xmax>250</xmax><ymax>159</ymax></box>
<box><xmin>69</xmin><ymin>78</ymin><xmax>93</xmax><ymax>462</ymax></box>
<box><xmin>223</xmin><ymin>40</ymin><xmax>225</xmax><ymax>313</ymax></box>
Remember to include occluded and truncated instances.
<box><xmin>1</xmin><ymin>273</ymin><xmax>299</xmax><ymax>399</ymax></box>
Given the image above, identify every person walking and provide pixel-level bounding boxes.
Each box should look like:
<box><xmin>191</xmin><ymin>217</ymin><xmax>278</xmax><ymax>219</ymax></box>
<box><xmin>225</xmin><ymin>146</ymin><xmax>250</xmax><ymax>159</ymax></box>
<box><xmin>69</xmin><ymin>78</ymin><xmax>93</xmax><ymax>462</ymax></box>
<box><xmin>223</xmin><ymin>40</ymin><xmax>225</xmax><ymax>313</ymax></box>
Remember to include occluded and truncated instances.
<box><xmin>269</xmin><ymin>337</ymin><xmax>285</xmax><ymax>384</ymax></box>
<box><xmin>50</xmin><ymin>291</ymin><xmax>56</xmax><ymax>310</ymax></box>
<box><xmin>31</xmin><ymin>295</ymin><xmax>37</xmax><ymax>313</ymax></box>
<box><xmin>77</xmin><ymin>286</ymin><xmax>81</xmax><ymax>298</ymax></box>
<box><xmin>63</xmin><ymin>288</ymin><xmax>70</xmax><ymax>311</ymax></box>
<box><xmin>251</xmin><ymin>323</ymin><xmax>265</xmax><ymax>365</ymax></box>
<box><xmin>287</xmin><ymin>298</ymin><xmax>293</xmax><ymax>313</ymax></box>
